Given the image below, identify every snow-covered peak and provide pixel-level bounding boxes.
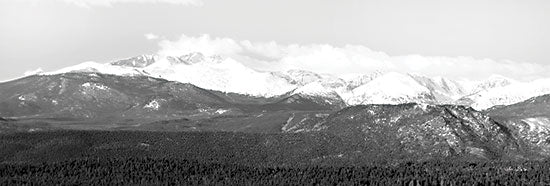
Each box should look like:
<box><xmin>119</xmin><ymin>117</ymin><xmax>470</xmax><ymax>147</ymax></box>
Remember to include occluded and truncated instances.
<box><xmin>470</xmin><ymin>74</ymin><xmax>518</xmax><ymax>94</ymax></box>
<box><xmin>340</xmin><ymin>71</ymin><xmax>384</xmax><ymax>90</ymax></box>
<box><xmin>317</xmin><ymin>76</ymin><xmax>347</xmax><ymax>90</ymax></box>
<box><xmin>110</xmin><ymin>54</ymin><xmax>158</xmax><ymax>68</ymax></box>
<box><xmin>143</xmin><ymin>56</ymin><xmax>297</xmax><ymax>97</ymax></box>
<box><xmin>43</xmin><ymin>53</ymin><xmax>297</xmax><ymax>97</ymax></box>
<box><xmin>346</xmin><ymin>72</ymin><xmax>435</xmax><ymax>105</ymax></box>
<box><xmin>408</xmin><ymin>73</ymin><xmax>468</xmax><ymax>102</ymax></box>
<box><xmin>292</xmin><ymin>81</ymin><xmax>339</xmax><ymax>98</ymax></box>
<box><xmin>39</xmin><ymin>53</ymin><xmax>550</xmax><ymax>110</ymax></box>
<box><xmin>270</xmin><ymin>69</ymin><xmax>324</xmax><ymax>86</ymax></box>
<box><xmin>45</xmin><ymin>61</ymin><xmax>143</xmax><ymax>76</ymax></box>
<box><xmin>166</xmin><ymin>52</ymin><xmax>223</xmax><ymax>65</ymax></box>
<box><xmin>470</xmin><ymin>78</ymin><xmax>550</xmax><ymax>110</ymax></box>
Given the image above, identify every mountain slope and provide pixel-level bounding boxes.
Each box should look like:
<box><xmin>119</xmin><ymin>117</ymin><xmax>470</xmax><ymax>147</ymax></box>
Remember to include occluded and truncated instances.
<box><xmin>408</xmin><ymin>74</ymin><xmax>468</xmax><ymax>103</ymax></box>
<box><xmin>35</xmin><ymin>53</ymin><xmax>550</xmax><ymax>110</ymax></box>
<box><xmin>486</xmin><ymin>94</ymin><xmax>550</xmax><ymax>156</ymax></box>
<box><xmin>0</xmin><ymin>72</ymin><xmax>346</xmax><ymax>133</ymax></box>
<box><xmin>470</xmin><ymin>79</ymin><xmax>550</xmax><ymax>110</ymax></box>
<box><xmin>345</xmin><ymin>72</ymin><xmax>437</xmax><ymax>105</ymax></box>
<box><xmin>0</xmin><ymin>73</ymin><xmax>233</xmax><ymax>120</ymax></box>
<box><xmin>50</xmin><ymin>53</ymin><xmax>297</xmax><ymax>97</ymax></box>
<box><xmin>3</xmin><ymin>71</ymin><xmax>550</xmax><ymax>160</ymax></box>
<box><xmin>454</xmin><ymin>75</ymin><xmax>530</xmax><ymax>109</ymax></box>
<box><xmin>288</xmin><ymin>103</ymin><xmax>530</xmax><ymax>160</ymax></box>
<box><xmin>111</xmin><ymin>55</ymin><xmax>158</xmax><ymax>68</ymax></box>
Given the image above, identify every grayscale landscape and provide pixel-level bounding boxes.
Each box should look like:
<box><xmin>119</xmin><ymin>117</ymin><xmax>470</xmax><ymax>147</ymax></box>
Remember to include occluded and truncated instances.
<box><xmin>1</xmin><ymin>0</ymin><xmax>550</xmax><ymax>185</ymax></box>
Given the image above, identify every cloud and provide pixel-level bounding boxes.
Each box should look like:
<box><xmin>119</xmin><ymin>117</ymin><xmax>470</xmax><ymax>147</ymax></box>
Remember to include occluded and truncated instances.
<box><xmin>53</xmin><ymin>0</ymin><xmax>203</xmax><ymax>8</ymax></box>
<box><xmin>157</xmin><ymin>34</ymin><xmax>242</xmax><ymax>57</ymax></box>
<box><xmin>156</xmin><ymin>34</ymin><xmax>550</xmax><ymax>81</ymax></box>
<box><xmin>144</xmin><ymin>33</ymin><xmax>160</xmax><ymax>40</ymax></box>
<box><xmin>24</xmin><ymin>68</ymin><xmax>44</xmax><ymax>76</ymax></box>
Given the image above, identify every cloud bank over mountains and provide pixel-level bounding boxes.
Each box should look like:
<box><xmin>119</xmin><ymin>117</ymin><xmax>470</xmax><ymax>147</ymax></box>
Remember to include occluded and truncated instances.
<box><xmin>155</xmin><ymin>34</ymin><xmax>550</xmax><ymax>81</ymax></box>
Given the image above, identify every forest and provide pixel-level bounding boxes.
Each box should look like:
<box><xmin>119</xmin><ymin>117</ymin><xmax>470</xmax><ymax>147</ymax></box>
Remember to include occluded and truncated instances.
<box><xmin>0</xmin><ymin>130</ymin><xmax>549</xmax><ymax>185</ymax></box>
<box><xmin>1</xmin><ymin>157</ymin><xmax>549</xmax><ymax>185</ymax></box>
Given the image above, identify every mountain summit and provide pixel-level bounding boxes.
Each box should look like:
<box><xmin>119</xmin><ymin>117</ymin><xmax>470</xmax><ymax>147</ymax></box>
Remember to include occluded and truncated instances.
<box><xmin>34</xmin><ymin>53</ymin><xmax>550</xmax><ymax>110</ymax></box>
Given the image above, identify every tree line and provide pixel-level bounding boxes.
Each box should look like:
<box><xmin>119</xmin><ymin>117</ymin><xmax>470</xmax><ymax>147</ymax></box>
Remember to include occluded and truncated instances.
<box><xmin>1</xmin><ymin>157</ymin><xmax>549</xmax><ymax>185</ymax></box>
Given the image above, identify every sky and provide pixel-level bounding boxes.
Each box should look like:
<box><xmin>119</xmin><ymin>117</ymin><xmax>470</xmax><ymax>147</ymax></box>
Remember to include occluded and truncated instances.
<box><xmin>1</xmin><ymin>0</ymin><xmax>550</xmax><ymax>81</ymax></box>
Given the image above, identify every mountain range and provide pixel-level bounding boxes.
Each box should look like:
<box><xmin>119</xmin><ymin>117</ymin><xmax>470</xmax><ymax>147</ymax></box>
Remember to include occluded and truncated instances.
<box><xmin>2</xmin><ymin>52</ymin><xmax>550</xmax><ymax>160</ymax></box>
<box><xmin>32</xmin><ymin>52</ymin><xmax>550</xmax><ymax>110</ymax></box>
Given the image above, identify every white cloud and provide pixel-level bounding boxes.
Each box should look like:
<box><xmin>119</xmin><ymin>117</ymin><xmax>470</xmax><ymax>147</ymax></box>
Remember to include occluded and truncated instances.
<box><xmin>55</xmin><ymin>0</ymin><xmax>203</xmax><ymax>8</ymax></box>
<box><xmin>157</xmin><ymin>34</ymin><xmax>242</xmax><ymax>57</ymax></box>
<box><xmin>144</xmin><ymin>33</ymin><xmax>160</xmax><ymax>40</ymax></box>
<box><xmin>24</xmin><ymin>68</ymin><xmax>44</xmax><ymax>76</ymax></box>
<box><xmin>156</xmin><ymin>34</ymin><xmax>550</xmax><ymax>81</ymax></box>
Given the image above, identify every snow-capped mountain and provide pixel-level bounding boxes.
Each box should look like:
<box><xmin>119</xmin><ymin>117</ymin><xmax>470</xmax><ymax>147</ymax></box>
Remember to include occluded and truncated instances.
<box><xmin>5</xmin><ymin>61</ymin><xmax>550</xmax><ymax>159</ymax></box>
<box><xmin>0</xmin><ymin>73</ymin><xmax>235</xmax><ymax>120</ymax></box>
<box><xmin>36</xmin><ymin>52</ymin><xmax>550</xmax><ymax>110</ymax></box>
<box><xmin>408</xmin><ymin>74</ymin><xmax>469</xmax><ymax>103</ymax></box>
<box><xmin>111</xmin><ymin>54</ymin><xmax>158</xmax><ymax>68</ymax></box>
<box><xmin>470</xmin><ymin>74</ymin><xmax>517</xmax><ymax>94</ymax></box>
<box><xmin>47</xmin><ymin>53</ymin><xmax>298</xmax><ymax>97</ymax></box>
<box><xmin>339</xmin><ymin>71</ymin><xmax>383</xmax><ymax>90</ymax></box>
<box><xmin>272</xmin><ymin>69</ymin><xmax>325</xmax><ymax>86</ymax></box>
<box><xmin>287</xmin><ymin>81</ymin><xmax>346</xmax><ymax>109</ymax></box>
<box><xmin>46</xmin><ymin>61</ymin><xmax>143</xmax><ymax>76</ymax></box>
<box><xmin>465</xmin><ymin>78</ymin><xmax>550</xmax><ymax>110</ymax></box>
<box><xmin>345</xmin><ymin>72</ymin><xmax>437</xmax><ymax>105</ymax></box>
<box><xmin>145</xmin><ymin>57</ymin><xmax>296</xmax><ymax>97</ymax></box>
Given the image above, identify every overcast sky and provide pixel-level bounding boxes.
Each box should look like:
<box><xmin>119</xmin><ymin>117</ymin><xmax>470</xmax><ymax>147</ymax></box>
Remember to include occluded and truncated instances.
<box><xmin>1</xmin><ymin>0</ymin><xmax>549</xmax><ymax>81</ymax></box>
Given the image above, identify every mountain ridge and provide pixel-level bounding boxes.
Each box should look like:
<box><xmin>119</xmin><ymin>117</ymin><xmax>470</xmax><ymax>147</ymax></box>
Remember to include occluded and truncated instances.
<box><xmin>2</xmin><ymin>71</ymin><xmax>550</xmax><ymax>160</ymax></box>
<box><xmin>31</xmin><ymin>52</ymin><xmax>547</xmax><ymax>110</ymax></box>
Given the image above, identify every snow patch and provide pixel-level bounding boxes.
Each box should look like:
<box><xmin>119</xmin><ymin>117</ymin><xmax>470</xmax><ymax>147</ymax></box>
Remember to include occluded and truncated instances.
<box><xmin>139</xmin><ymin>143</ymin><xmax>151</xmax><ymax>147</ymax></box>
<box><xmin>367</xmin><ymin>109</ymin><xmax>375</xmax><ymax>115</ymax></box>
<box><xmin>521</xmin><ymin>117</ymin><xmax>550</xmax><ymax>133</ymax></box>
<box><xmin>416</xmin><ymin>103</ymin><xmax>429</xmax><ymax>111</ymax></box>
<box><xmin>215</xmin><ymin>109</ymin><xmax>228</xmax><ymax>114</ymax></box>
<box><xmin>315</xmin><ymin>113</ymin><xmax>329</xmax><ymax>117</ymax></box>
<box><xmin>391</xmin><ymin>116</ymin><xmax>401</xmax><ymax>123</ymax></box>
<box><xmin>144</xmin><ymin>100</ymin><xmax>161</xmax><ymax>110</ymax></box>
<box><xmin>82</xmin><ymin>82</ymin><xmax>109</xmax><ymax>90</ymax></box>
<box><xmin>18</xmin><ymin>94</ymin><xmax>37</xmax><ymax>102</ymax></box>
<box><xmin>281</xmin><ymin>113</ymin><xmax>296</xmax><ymax>132</ymax></box>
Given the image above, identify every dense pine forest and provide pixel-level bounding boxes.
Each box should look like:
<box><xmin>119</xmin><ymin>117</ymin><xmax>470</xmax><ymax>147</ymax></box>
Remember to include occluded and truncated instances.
<box><xmin>2</xmin><ymin>157</ymin><xmax>550</xmax><ymax>185</ymax></box>
<box><xmin>1</xmin><ymin>130</ymin><xmax>549</xmax><ymax>185</ymax></box>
